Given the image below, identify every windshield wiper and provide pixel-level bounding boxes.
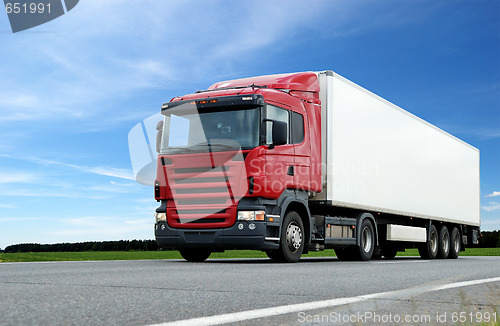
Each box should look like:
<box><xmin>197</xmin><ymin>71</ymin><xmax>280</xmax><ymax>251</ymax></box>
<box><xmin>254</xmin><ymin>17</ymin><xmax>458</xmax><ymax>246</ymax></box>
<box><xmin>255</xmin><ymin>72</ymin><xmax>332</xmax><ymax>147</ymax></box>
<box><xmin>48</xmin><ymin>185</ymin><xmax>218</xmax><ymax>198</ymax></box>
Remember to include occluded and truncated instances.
<box><xmin>164</xmin><ymin>142</ymin><xmax>240</xmax><ymax>154</ymax></box>
<box><xmin>189</xmin><ymin>142</ymin><xmax>239</xmax><ymax>151</ymax></box>
<box><xmin>164</xmin><ymin>146</ymin><xmax>197</xmax><ymax>154</ymax></box>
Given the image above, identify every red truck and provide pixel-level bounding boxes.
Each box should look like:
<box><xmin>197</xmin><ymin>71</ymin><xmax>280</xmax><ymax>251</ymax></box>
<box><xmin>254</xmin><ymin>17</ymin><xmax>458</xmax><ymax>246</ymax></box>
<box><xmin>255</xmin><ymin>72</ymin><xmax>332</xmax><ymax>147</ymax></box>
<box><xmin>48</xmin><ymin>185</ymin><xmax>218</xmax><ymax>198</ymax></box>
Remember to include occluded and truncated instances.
<box><xmin>153</xmin><ymin>71</ymin><xmax>480</xmax><ymax>262</ymax></box>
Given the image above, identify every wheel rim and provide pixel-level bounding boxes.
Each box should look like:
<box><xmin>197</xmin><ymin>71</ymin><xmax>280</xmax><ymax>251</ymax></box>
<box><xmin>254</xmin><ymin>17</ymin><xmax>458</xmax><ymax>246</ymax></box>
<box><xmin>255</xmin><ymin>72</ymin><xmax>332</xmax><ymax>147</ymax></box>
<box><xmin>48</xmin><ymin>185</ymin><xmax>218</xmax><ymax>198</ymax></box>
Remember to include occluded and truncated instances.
<box><xmin>430</xmin><ymin>230</ymin><xmax>438</xmax><ymax>253</ymax></box>
<box><xmin>361</xmin><ymin>226</ymin><xmax>372</xmax><ymax>253</ymax></box>
<box><xmin>442</xmin><ymin>232</ymin><xmax>449</xmax><ymax>253</ymax></box>
<box><xmin>286</xmin><ymin>222</ymin><xmax>303</xmax><ymax>253</ymax></box>
<box><xmin>453</xmin><ymin>232</ymin><xmax>460</xmax><ymax>253</ymax></box>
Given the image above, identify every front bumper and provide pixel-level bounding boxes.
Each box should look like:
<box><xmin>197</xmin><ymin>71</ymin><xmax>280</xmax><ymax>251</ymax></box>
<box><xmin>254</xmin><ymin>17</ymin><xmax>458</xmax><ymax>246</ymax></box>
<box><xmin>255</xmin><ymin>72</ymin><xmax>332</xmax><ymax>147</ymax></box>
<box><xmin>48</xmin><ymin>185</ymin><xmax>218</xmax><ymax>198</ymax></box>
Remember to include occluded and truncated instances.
<box><xmin>155</xmin><ymin>221</ymin><xmax>280</xmax><ymax>250</ymax></box>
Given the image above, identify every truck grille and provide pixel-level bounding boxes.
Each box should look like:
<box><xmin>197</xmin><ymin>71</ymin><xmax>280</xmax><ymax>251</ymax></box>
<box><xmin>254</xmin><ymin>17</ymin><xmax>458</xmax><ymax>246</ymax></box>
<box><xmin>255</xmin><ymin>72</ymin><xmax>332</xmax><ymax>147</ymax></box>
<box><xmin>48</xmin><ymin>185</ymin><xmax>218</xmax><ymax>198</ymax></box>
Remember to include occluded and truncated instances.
<box><xmin>162</xmin><ymin>151</ymin><xmax>247</xmax><ymax>229</ymax></box>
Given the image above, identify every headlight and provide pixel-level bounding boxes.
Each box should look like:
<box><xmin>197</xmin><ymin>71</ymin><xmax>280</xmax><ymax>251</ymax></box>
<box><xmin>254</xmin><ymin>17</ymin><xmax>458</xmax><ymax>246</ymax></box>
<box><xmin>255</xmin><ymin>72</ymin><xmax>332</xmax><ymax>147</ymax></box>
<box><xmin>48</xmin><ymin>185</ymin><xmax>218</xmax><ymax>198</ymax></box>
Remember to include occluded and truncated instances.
<box><xmin>237</xmin><ymin>210</ymin><xmax>265</xmax><ymax>221</ymax></box>
<box><xmin>155</xmin><ymin>212</ymin><xmax>167</xmax><ymax>223</ymax></box>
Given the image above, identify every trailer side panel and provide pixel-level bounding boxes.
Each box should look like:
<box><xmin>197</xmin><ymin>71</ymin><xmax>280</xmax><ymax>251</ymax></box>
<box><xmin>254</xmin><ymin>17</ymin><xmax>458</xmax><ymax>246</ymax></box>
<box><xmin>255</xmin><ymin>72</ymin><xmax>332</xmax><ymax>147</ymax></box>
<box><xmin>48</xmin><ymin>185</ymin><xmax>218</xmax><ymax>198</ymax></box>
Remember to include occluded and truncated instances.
<box><xmin>318</xmin><ymin>71</ymin><xmax>480</xmax><ymax>226</ymax></box>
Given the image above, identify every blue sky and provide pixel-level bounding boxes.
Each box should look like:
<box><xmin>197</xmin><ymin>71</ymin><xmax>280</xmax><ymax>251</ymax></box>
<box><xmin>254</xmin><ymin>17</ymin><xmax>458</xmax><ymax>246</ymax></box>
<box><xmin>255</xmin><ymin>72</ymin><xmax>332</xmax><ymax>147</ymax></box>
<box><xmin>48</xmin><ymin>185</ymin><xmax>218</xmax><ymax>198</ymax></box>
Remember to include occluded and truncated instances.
<box><xmin>0</xmin><ymin>0</ymin><xmax>498</xmax><ymax>249</ymax></box>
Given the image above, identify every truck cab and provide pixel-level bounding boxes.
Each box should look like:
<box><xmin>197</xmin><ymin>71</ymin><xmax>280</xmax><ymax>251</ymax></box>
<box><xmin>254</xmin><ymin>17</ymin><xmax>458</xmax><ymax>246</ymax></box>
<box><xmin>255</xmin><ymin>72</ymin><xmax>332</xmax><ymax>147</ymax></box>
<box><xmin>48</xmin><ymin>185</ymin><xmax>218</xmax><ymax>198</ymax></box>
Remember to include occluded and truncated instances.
<box><xmin>154</xmin><ymin>72</ymin><xmax>322</xmax><ymax>262</ymax></box>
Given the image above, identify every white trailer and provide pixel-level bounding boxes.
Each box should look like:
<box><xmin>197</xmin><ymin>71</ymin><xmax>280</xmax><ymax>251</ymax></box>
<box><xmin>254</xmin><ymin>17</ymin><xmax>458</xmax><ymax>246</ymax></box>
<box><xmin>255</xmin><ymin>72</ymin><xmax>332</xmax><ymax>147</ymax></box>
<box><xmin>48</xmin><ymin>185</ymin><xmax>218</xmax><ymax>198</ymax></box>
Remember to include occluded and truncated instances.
<box><xmin>312</xmin><ymin>70</ymin><xmax>480</xmax><ymax>259</ymax></box>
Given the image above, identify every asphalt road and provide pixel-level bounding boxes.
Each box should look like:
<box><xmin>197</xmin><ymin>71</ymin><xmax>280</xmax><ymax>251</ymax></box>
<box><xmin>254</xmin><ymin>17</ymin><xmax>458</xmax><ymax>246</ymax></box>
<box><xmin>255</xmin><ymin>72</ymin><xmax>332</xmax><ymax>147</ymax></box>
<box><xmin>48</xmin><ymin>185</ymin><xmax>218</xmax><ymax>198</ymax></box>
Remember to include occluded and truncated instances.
<box><xmin>1</xmin><ymin>256</ymin><xmax>499</xmax><ymax>326</ymax></box>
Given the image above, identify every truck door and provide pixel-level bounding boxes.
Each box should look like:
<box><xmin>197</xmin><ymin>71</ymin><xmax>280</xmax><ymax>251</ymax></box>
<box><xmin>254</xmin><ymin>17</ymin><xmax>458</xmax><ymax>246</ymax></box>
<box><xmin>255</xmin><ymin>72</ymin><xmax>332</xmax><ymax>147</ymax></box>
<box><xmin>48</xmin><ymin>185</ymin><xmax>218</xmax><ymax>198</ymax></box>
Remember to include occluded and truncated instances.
<box><xmin>264</xmin><ymin>104</ymin><xmax>295</xmax><ymax>198</ymax></box>
<box><xmin>290</xmin><ymin>109</ymin><xmax>311</xmax><ymax>190</ymax></box>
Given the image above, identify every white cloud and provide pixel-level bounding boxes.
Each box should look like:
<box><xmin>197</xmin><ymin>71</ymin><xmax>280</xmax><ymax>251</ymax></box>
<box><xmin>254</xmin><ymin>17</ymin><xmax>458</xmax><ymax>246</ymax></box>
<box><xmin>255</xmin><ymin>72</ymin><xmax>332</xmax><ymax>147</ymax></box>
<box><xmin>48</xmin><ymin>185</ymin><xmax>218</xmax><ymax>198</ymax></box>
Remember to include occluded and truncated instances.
<box><xmin>51</xmin><ymin>215</ymin><xmax>153</xmax><ymax>237</ymax></box>
<box><xmin>0</xmin><ymin>0</ymin><xmax>336</xmax><ymax>125</ymax></box>
<box><xmin>0</xmin><ymin>154</ymin><xmax>142</xmax><ymax>207</ymax></box>
<box><xmin>458</xmin><ymin>127</ymin><xmax>500</xmax><ymax>141</ymax></box>
<box><xmin>0</xmin><ymin>94</ymin><xmax>39</xmax><ymax>108</ymax></box>
<box><xmin>109</xmin><ymin>181</ymin><xmax>134</xmax><ymax>187</ymax></box>
<box><xmin>0</xmin><ymin>153</ymin><xmax>135</xmax><ymax>181</ymax></box>
<box><xmin>0</xmin><ymin>172</ymin><xmax>38</xmax><ymax>184</ymax></box>
<box><xmin>483</xmin><ymin>202</ymin><xmax>500</xmax><ymax>212</ymax></box>
<box><xmin>0</xmin><ymin>0</ymin><xmax>443</xmax><ymax>129</ymax></box>
<box><xmin>84</xmin><ymin>181</ymin><xmax>139</xmax><ymax>194</ymax></box>
<box><xmin>0</xmin><ymin>204</ymin><xmax>17</xmax><ymax>208</ymax></box>
<box><xmin>480</xmin><ymin>219</ymin><xmax>500</xmax><ymax>230</ymax></box>
<box><xmin>0</xmin><ymin>214</ymin><xmax>155</xmax><ymax>246</ymax></box>
<box><xmin>0</xmin><ymin>217</ymin><xmax>38</xmax><ymax>222</ymax></box>
<box><xmin>0</xmin><ymin>187</ymin><xmax>106</xmax><ymax>199</ymax></box>
<box><xmin>125</xmin><ymin>219</ymin><xmax>150</xmax><ymax>225</ymax></box>
<box><xmin>87</xmin><ymin>166</ymin><xmax>134</xmax><ymax>180</ymax></box>
<box><xmin>486</xmin><ymin>191</ymin><xmax>500</xmax><ymax>198</ymax></box>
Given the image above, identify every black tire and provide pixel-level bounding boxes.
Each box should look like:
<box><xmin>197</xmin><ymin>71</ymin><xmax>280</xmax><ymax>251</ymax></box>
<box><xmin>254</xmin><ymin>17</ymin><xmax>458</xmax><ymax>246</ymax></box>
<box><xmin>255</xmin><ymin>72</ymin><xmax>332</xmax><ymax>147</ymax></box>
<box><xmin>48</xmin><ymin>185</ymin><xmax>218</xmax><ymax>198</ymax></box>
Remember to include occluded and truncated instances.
<box><xmin>334</xmin><ymin>247</ymin><xmax>353</xmax><ymax>261</ymax></box>
<box><xmin>382</xmin><ymin>246</ymin><xmax>398</xmax><ymax>259</ymax></box>
<box><xmin>448</xmin><ymin>227</ymin><xmax>461</xmax><ymax>259</ymax></box>
<box><xmin>354</xmin><ymin>219</ymin><xmax>375</xmax><ymax>261</ymax></box>
<box><xmin>265</xmin><ymin>250</ymin><xmax>285</xmax><ymax>263</ymax></box>
<box><xmin>272</xmin><ymin>211</ymin><xmax>304</xmax><ymax>263</ymax></box>
<box><xmin>418</xmin><ymin>224</ymin><xmax>438</xmax><ymax>259</ymax></box>
<box><xmin>179</xmin><ymin>249</ymin><xmax>211</xmax><ymax>262</ymax></box>
<box><xmin>437</xmin><ymin>226</ymin><xmax>450</xmax><ymax>259</ymax></box>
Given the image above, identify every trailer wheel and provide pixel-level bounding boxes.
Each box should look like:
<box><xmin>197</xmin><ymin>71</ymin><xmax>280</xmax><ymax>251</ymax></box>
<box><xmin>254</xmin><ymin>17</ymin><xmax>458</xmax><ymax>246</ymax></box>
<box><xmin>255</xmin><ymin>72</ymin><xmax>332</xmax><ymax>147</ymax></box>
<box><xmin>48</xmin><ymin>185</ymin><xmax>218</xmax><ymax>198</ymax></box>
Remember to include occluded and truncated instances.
<box><xmin>272</xmin><ymin>211</ymin><xmax>304</xmax><ymax>263</ymax></box>
<box><xmin>179</xmin><ymin>249</ymin><xmax>211</xmax><ymax>262</ymax></box>
<box><xmin>437</xmin><ymin>226</ymin><xmax>450</xmax><ymax>259</ymax></box>
<box><xmin>448</xmin><ymin>227</ymin><xmax>461</xmax><ymax>259</ymax></box>
<box><xmin>355</xmin><ymin>219</ymin><xmax>375</xmax><ymax>261</ymax></box>
<box><xmin>418</xmin><ymin>224</ymin><xmax>438</xmax><ymax>259</ymax></box>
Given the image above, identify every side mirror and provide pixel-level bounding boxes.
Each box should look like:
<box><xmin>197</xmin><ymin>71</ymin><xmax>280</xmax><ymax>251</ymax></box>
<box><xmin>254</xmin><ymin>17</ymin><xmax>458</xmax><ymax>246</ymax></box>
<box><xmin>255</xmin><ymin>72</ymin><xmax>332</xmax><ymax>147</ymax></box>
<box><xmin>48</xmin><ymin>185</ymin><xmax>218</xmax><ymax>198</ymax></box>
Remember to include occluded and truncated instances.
<box><xmin>264</xmin><ymin>119</ymin><xmax>287</xmax><ymax>149</ymax></box>
<box><xmin>272</xmin><ymin>120</ymin><xmax>287</xmax><ymax>147</ymax></box>
<box><xmin>156</xmin><ymin>120</ymin><xmax>164</xmax><ymax>153</ymax></box>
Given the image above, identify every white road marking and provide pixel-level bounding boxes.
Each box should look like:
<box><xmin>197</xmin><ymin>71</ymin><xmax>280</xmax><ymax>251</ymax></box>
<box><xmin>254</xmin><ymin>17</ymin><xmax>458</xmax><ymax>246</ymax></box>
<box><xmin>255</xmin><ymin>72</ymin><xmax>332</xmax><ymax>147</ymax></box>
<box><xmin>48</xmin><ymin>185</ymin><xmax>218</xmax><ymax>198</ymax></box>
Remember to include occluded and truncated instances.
<box><xmin>433</xmin><ymin>277</ymin><xmax>500</xmax><ymax>291</ymax></box>
<box><xmin>151</xmin><ymin>276</ymin><xmax>500</xmax><ymax>326</ymax></box>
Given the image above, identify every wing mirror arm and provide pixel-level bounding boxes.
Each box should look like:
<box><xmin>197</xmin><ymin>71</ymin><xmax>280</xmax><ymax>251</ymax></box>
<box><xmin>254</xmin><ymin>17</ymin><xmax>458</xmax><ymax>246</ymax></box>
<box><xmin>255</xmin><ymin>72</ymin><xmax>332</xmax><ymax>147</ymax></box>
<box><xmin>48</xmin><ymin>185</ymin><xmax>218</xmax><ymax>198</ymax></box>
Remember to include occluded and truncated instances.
<box><xmin>263</xmin><ymin>119</ymin><xmax>287</xmax><ymax>150</ymax></box>
<box><xmin>156</xmin><ymin>120</ymin><xmax>164</xmax><ymax>153</ymax></box>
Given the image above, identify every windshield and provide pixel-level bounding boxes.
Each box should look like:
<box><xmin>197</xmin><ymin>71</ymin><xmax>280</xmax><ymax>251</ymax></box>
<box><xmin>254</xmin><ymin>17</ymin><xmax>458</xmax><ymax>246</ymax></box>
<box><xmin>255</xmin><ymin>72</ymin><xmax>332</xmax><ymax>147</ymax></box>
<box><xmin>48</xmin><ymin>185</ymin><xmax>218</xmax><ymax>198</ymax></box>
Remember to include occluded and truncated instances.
<box><xmin>160</xmin><ymin>106</ymin><xmax>261</xmax><ymax>154</ymax></box>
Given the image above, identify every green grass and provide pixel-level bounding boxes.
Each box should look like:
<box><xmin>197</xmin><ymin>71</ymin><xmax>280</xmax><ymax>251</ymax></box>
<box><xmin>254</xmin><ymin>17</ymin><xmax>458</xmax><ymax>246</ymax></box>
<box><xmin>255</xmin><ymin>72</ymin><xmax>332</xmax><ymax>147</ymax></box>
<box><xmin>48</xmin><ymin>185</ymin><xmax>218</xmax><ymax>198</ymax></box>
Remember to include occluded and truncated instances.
<box><xmin>0</xmin><ymin>247</ymin><xmax>498</xmax><ymax>263</ymax></box>
<box><xmin>0</xmin><ymin>251</ymin><xmax>182</xmax><ymax>262</ymax></box>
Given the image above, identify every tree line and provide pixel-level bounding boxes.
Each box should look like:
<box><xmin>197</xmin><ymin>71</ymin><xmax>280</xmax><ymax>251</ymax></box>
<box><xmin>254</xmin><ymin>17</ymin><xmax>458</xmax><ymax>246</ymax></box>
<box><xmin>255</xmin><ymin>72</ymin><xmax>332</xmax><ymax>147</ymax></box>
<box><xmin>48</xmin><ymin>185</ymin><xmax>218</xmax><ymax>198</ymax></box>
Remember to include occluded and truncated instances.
<box><xmin>478</xmin><ymin>230</ymin><xmax>500</xmax><ymax>248</ymax></box>
<box><xmin>2</xmin><ymin>240</ymin><xmax>160</xmax><ymax>253</ymax></box>
<box><xmin>0</xmin><ymin>231</ymin><xmax>498</xmax><ymax>253</ymax></box>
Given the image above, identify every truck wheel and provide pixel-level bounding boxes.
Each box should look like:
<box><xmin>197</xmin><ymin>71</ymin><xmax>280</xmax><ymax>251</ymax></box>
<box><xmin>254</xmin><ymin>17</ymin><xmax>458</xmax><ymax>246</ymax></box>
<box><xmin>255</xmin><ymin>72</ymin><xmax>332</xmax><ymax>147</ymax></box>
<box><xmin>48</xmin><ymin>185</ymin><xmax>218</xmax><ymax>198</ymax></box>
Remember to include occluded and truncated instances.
<box><xmin>355</xmin><ymin>219</ymin><xmax>375</xmax><ymax>261</ymax></box>
<box><xmin>265</xmin><ymin>250</ymin><xmax>285</xmax><ymax>263</ymax></box>
<box><xmin>179</xmin><ymin>249</ymin><xmax>211</xmax><ymax>262</ymax></box>
<box><xmin>274</xmin><ymin>211</ymin><xmax>304</xmax><ymax>263</ymax></box>
<box><xmin>334</xmin><ymin>247</ymin><xmax>353</xmax><ymax>261</ymax></box>
<box><xmin>448</xmin><ymin>227</ymin><xmax>461</xmax><ymax>259</ymax></box>
<box><xmin>418</xmin><ymin>224</ymin><xmax>438</xmax><ymax>259</ymax></box>
<box><xmin>437</xmin><ymin>226</ymin><xmax>450</xmax><ymax>259</ymax></box>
